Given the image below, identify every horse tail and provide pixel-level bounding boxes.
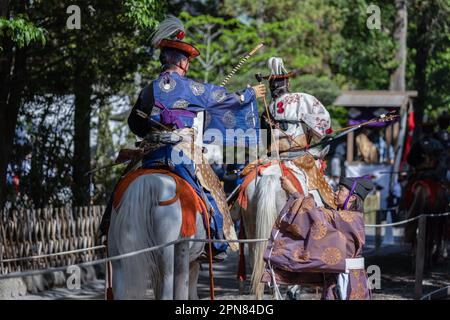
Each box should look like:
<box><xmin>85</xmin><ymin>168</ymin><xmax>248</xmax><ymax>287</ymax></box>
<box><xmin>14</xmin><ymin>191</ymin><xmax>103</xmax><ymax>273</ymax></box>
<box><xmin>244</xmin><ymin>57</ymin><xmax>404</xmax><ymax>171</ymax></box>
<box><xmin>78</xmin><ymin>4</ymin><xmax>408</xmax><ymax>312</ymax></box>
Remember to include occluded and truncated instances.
<box><xmin>108</xmin><ymin>174</ymin><xmax>165</xmax><ymax>299</ymax></box>
<box><xmin>251</xmin><ymin>174</ymin><xmax>280</xmax><ymax>299</ymax></box>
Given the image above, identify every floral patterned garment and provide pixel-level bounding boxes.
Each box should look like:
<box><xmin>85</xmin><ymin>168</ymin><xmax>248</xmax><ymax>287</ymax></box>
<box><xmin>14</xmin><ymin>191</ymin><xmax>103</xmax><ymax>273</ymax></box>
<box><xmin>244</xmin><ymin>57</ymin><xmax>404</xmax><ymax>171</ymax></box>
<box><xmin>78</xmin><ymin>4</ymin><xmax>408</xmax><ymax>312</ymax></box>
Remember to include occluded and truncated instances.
<box><xmin>261</xmin><ymin>192</ymin><xmax>371</xmax><ymax>300</ymax></box>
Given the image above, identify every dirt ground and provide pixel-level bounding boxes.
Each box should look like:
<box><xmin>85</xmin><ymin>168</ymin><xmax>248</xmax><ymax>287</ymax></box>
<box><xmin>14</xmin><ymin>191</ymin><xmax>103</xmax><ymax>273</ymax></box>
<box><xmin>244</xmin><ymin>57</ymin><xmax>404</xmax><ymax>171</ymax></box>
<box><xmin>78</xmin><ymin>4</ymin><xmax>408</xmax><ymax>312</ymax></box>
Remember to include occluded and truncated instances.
<box><xmin>194</xmin><ymin>243</ymin><xmax>449</xmax><ymax>300</ymax></box>
<box><xmin>12</xmin><ymin>243</ymin><xmax>449</xmax><ymax>300</ymax></box>
<box><xmin>364</xmin><ymin>245</ymin><xmax>450</xmax><ymax>300</ymax></box>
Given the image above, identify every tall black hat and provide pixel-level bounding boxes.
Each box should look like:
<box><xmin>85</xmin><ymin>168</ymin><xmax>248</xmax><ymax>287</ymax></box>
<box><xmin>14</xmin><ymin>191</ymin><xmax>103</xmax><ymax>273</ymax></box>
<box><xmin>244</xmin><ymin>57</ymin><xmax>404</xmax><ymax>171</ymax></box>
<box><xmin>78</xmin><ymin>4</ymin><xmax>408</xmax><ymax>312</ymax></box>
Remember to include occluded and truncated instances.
<box><xmin>339</xmin><ymin>177</ymin><xmax>375</xmax><ymax>201</ymax></box>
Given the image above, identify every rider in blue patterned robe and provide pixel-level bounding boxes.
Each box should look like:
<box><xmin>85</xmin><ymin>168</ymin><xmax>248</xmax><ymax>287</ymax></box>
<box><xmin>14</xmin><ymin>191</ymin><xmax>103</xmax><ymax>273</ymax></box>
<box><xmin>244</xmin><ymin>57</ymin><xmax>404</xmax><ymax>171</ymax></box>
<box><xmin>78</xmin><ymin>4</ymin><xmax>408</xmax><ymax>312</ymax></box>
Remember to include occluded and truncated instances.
<box><xmin>126</xmin><ymin>16</ymin><xmax>264</xmax><ymax>257</ymax></box>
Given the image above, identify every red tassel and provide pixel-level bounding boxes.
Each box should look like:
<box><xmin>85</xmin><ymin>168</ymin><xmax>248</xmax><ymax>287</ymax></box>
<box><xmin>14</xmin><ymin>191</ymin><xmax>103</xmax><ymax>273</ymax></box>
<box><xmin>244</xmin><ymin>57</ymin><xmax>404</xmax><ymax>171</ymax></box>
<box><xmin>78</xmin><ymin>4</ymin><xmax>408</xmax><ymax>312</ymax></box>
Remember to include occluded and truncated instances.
<box><xmin>237</xmin><ymin>222</ymin><xmax>247</xmax><ymax>282</ymax></box>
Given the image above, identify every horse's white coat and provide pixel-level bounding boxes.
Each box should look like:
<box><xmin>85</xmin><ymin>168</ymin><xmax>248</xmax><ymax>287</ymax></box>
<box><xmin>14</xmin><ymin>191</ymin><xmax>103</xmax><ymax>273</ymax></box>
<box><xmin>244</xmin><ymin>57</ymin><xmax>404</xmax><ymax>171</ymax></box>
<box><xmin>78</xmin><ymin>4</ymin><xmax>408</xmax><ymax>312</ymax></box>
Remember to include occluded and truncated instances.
<box><xmin>108</xmin><ymin>173</ymin><xmax>205</xmax><ymax>299</ymax></box>
<box><xmin>234</xmin><ymin>162</ymin><xmax>312</xmax><ymax>299</ymax></box>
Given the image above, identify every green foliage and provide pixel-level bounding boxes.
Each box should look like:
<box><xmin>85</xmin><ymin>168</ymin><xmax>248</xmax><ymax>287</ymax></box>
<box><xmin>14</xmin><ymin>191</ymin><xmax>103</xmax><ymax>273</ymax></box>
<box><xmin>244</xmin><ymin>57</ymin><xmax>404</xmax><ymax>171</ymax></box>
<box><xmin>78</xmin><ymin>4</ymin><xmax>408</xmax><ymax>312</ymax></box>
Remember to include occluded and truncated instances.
<box><xmin>0</xmin><ymin>14</ymin><xmax>46</xmax><ymax>50</ymax></box>
<box><xmin>329</xmin><ymin>0</ymin><xmax>398</xmax><ymax>89</ymax></box>
<box><xmin>5</xmin><ymin>0</ymin><xmax>450</xmax><ymax>207</ymax></box>
<box><xmin>407</xmin><ymin>0</ymin><xmax>450</xmax><ymax>121</ymax></box>
<box><xmin>92</xmin><ymin>104</ymin><xmax>119</xmax><ymax>204</ymax></box>
<box><xmin>179</xmin><ymin>12</ymin><xmax>262</xmax><ymax>85</ymax></box>
<box><xmin>293</xmin><ymin>75</ymin><xmax>340</xmax><ymax>107</ymax></box>
<box><xmin>123</xmin><ymin>0</ymin><xmax>164</xmax><ymax>29</ymax></box>
<box><xmin>5</xmin><ymin>1</ymin><xmax>165</xmax><ymax>207</ymax></box>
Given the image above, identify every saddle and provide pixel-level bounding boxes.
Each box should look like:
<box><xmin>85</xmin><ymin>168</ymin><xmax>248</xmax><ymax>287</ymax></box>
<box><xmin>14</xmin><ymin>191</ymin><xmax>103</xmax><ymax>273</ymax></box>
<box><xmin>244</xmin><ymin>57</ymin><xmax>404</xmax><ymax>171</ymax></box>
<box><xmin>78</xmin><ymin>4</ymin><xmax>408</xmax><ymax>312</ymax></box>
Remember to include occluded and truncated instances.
<box><xmin>112</xmin><ymin>167</ymin><xmax>207</xmax><ymax>238</ymax></box>
<box><xmin>237</xmin><ymin>154</ymin><xmax>336</xmax><ymax>210</ymax></box>
<box><xmin>100</xmin><ymin>136</ymin><xmax>239</xmax><ymax>251</ymax></box>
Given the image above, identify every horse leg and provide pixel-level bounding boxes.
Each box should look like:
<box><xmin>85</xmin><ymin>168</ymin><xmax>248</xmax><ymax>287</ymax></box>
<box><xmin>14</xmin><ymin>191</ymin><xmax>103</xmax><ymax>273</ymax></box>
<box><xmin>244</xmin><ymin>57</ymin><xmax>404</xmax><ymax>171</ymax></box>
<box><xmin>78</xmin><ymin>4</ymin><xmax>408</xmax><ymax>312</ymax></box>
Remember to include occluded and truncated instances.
<box><xmin>252</xmin><ymin>174</ymin><xmax>286</xmax><ymax>300</ymax></box>
<box><xmin>188</xmin><ymin>212</ymin><xmax>206</xmax><ymax>300</ymax></box>
<box><xmin>434</xmin><ymin>218</ymin><xmax>446</xmax><ymax>265</ymax></box>
<box><xmin>141</xmin><ymin>173</ymin><xmax>181</xmax><ymax>300</ymax></box>
<box><xmin>109</xmin><ymin>173</ymin><xmax>193</xmax><ymax>300</ymax></box>
<box><xmin>240</xmin><ymin>179</ymin><xmax>258</xmax><ymax>296</ymax></box>
<box><xmin>153</xmin><ymin>200</ymin><xmax>182</xmax><ymax>300</ymax></box>
<box><xmin>189</xmin><ymin>261</ymin><xmax>200</xmax><ymax>300</ymax></box>
<box><xmin>110</xmin><ymin>257</ymin><xmax>127</xmax><ymax>299</ymax></box>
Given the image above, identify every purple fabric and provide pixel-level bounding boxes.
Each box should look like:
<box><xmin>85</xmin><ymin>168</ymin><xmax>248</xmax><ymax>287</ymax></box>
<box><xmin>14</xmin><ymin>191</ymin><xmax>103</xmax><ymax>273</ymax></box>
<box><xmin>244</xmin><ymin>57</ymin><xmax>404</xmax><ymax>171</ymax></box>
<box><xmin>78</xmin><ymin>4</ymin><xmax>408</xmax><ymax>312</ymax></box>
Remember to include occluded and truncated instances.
<box><xmin>154</xmin><ymin>100</ymin><xmax>196</xmax><ymax>129</ymax></box>
<box><xmin>261</xmin><ymin>194</ymin><xmax>371</xmax><ymax>300</ymax></box>
<box><xmin>343</xmin><ymin>179</ymin><xmax>359</xmax><ymax>210</ymax></box>
<box><xmin>343</xmin><ymin>175</ymin><xmax>372</xmax><ymax>210</ymax></box>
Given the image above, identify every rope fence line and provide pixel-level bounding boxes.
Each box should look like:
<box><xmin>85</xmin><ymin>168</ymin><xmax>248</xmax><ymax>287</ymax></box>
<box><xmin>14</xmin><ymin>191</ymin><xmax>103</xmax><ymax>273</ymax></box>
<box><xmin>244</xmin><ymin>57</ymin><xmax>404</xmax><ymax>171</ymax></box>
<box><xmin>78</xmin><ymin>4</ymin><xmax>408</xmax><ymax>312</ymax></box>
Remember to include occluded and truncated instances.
<box><xmin>420</xmin><ymin>286</ymin><xmax>450</xmax><ymax>300</ymax></box>
<box><xmin>1</xmin><ymin>212</ymin><xmax>448</xmax><ymax>266</ymax></box>
<box><xmin>0</xmin><ymin>238</ymin><xmax>268</xmax><ymax>280</ymax></box>
<box><xmin>365</xmin><ymin>212</ymin><xmax>450</xmax><ymax>228</ymax></box>
<box><xmin>2</xmin><ymin>245</ymin><xmax>107</xmax><ymax>263</ymax></box>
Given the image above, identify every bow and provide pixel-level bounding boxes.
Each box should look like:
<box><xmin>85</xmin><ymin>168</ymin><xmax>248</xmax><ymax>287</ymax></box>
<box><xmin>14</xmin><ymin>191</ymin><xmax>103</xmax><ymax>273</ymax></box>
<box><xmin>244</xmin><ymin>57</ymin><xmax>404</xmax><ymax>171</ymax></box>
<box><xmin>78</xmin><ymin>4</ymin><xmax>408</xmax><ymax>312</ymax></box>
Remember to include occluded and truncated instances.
<box><xmin>280</xmin><ymin>112</ymin><xmax>400</xmax><ymax>161</ymax></box>
<box><xmin>221</xmin><ymin>43</ymin><xmax>264</xmax><ymax>86</ymax></box>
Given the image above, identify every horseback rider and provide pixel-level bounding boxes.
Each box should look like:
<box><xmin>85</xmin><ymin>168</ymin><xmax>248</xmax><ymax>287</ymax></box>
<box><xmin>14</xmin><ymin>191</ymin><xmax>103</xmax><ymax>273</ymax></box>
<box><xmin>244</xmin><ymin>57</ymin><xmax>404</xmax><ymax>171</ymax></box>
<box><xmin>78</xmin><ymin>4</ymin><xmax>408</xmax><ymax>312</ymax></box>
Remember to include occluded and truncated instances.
<box><xmin>100</xmin><ymin>16</ymin><xmax>265</xmax><ymax>260</ymax></box>
<box><xmin>259</xmin><ymin>56</ymin><xmax>335</xmax><ymax>209</ymax></box>
<box><xmin>262</xmin><ymin>57</ymin><xmax>332</xmax><ymax>157</ymax></box>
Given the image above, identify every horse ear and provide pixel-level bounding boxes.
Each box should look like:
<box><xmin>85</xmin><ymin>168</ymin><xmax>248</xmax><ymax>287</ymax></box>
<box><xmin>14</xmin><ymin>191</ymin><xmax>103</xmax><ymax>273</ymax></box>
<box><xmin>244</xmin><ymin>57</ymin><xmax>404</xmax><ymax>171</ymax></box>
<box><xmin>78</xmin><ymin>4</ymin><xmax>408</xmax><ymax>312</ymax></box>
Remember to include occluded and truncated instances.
<box><xmin>307</xmin><ymin>144</ymin><xmax>329</xmax><ymax>159</ymax></box>
<box><xmin>318</xmin><ymin>145</ymin><xmax>330</xmax><ymax>159</ymax></box>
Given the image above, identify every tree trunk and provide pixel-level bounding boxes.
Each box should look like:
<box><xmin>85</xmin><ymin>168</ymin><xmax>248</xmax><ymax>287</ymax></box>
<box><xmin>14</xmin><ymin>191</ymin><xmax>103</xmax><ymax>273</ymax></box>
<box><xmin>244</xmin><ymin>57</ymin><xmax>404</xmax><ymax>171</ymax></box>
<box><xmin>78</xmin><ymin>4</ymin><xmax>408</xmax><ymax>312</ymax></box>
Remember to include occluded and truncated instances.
<box><xmin>0</xmin><ymin>1</ymin><xmax>27</xmax><ymax>208</ymax></box>
<box><xmin>72</xmin><ymin>61</ymin><xmax>93</xmax><ymax>207</ymax></box>
<box><xmin>0</xmin><ymin>57</ymin><xmax>27</xmax><ymax>208</ymax></box>
<box><xmin>0</xmin><ymin>0</ymin><xmax>8</xmax><ymax>17</ymax></box>
<box><xmin>390</xmin><ymin>0</ymin><xmax>407</xmax><ymax>91</ymax></box>
<box><xmin>388</xmin><ymin>0</ymin><xmax>408</xmax><ymax>197</ymax></box>
<box><xmin>0</xmin><ymin>1</ymin><xmax>10</xmax><ymax>208</ymax></box>
<box><xmin>413</xmin><ymin>7</ymin><xmax>429</xmax><ymax>140</ymax></box>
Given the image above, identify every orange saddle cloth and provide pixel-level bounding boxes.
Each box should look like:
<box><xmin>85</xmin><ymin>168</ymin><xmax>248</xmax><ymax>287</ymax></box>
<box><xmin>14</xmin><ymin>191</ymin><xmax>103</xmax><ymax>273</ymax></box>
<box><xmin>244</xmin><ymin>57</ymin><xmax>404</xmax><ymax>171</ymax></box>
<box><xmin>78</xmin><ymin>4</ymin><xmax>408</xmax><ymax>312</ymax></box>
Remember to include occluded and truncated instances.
<box><xmin>237</xmin><ymin>160</ymin><xmax>303</xmax><ymax>210</ymax></box>
<box><xmin>112</xmin><ymin>168</ymin><xmax>207</xmax><ymax>237</ymax></box>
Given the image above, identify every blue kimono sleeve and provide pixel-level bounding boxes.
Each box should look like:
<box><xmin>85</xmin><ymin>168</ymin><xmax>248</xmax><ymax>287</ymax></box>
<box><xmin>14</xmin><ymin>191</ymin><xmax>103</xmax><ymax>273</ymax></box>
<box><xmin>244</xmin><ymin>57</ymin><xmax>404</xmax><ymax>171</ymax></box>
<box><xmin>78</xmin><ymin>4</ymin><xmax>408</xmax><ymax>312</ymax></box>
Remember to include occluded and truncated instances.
<box><xmin>203</xmin><ymin>84</ymin><xmax>259</xmax><ymax>147</ymax></box>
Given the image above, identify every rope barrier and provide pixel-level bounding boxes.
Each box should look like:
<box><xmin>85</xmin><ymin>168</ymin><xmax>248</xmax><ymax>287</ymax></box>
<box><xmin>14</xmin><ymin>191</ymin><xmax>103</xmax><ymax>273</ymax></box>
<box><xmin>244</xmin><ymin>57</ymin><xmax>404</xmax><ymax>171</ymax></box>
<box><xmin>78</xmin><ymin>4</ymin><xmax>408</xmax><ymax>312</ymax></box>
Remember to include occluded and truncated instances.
<box><xmin>2</xmin><ymin>245</ymin><xmax>106</xmax><ymax>263</ymax></box>
<box><xmin>420</xmin><ymin>286</ymin><xmax>450</xmax><ymax>300</ymax></box>
<box><xmin>0</xmin><ymin>238</ymin><xmax>268</xmax><ymax>280</ymax></box>
<box><xmin>0</xmin><ymin>211</ymin><xmax>448</xmax><ymax>280</ymax></box>
<box><xmin>365</xmin><ymin>212</ymin><xmax>450</xmax><ymax>228</ymax></box>
<box><xmin>365</xmin><ymin>207</ymin><xmax>398</xmax><ymax>214</ymax></box>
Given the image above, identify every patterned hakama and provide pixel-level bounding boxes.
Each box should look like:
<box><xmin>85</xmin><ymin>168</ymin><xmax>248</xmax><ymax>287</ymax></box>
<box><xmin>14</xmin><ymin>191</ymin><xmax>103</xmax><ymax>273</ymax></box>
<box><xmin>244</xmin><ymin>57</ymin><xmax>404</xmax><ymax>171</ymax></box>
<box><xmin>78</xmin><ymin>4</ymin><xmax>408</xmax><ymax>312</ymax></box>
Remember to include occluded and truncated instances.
<box><xmin>261</xmin><ymin>192</ymin><xmax>371</xmax><ymax>300</ymax></box>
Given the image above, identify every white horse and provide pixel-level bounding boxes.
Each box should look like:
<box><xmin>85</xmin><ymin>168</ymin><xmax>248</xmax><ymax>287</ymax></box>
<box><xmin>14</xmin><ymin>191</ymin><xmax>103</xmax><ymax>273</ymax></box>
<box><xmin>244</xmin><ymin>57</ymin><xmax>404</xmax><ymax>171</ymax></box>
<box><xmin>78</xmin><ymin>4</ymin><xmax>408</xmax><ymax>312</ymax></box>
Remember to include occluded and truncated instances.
<box><xmin>108</xmin><ymin>172</ymin><xmax>206</xmax><ymax>299</ymax></box>
<box><xmin>107</xmin><ymin>124</ymin><xmax>217</xmax><ymax>300</ymax></box>
<box><xmin>231</xmin><ymin>87</ymin><xmax>334</xmax><ymax>299</ymax></box>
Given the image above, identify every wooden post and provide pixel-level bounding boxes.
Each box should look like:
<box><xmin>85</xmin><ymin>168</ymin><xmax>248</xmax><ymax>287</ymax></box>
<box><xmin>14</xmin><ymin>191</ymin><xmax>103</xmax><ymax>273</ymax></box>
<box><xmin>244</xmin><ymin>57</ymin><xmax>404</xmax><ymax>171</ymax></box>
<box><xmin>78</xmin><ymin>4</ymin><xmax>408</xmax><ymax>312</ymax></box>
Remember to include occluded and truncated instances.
<box><xmin>390</xmin><ymin>0</ymin><xmax>407</xmax><ymax>92</ymax></box>
<box><xmin>173</xmin><ymin>240</ymin><xmax>189</xmax><ymax>300</ymax></box>
<box><xmin>347</xmin><ymin>131</ymin><xmax>354</xmax><ymax>163</ymax></box>
<box><xmin>375</xmin><ymin>210</ymin><xmax>382</xmax><ymax>251</ymax></box>
<box><xmin>414</xmin><ymin>215</ymin><xmax>427</xmax><ymax>299</ymax></box>
<box><xmin>392</xmin><ymin>122</ymin><xmax>400</xmax><ymax>147</ymax></box>
<box><xmin>0</xmin><ymin>207</ymin><xmax>3</xmax><ymax>275</ymax></box>
<box><xmin>385</xmin><ymin>124</ymin><xmax>392</xmax><ymax>162</ymax></box>
<box><xmin>0</xmin><ymin>239</ymin><xmax>5</xmax><ymax>275</ymax></box>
